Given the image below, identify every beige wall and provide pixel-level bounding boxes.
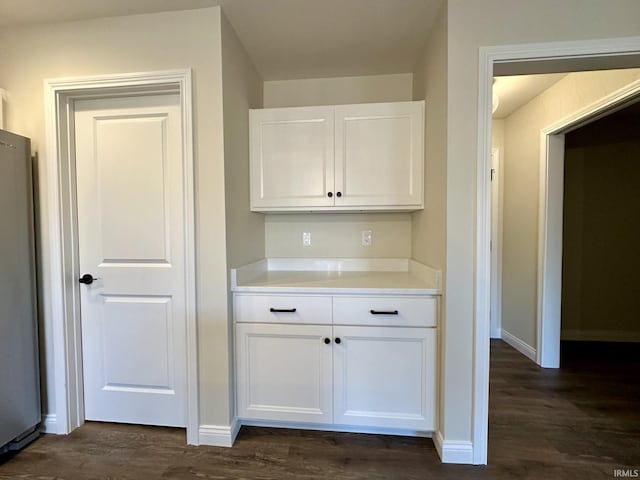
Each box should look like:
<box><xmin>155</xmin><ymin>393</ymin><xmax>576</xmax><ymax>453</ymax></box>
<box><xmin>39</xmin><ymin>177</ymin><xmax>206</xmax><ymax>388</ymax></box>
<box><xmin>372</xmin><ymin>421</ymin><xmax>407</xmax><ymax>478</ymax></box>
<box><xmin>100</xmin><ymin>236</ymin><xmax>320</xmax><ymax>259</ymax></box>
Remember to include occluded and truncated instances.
<box><xmin>221</xmin><ymin>12</ymin><xmax>264</xmax><ymax>422</ymax></box>
<box><xmin>0</xmin><ymin>7</ymin><xmax>232</xmax><ymax>427</ymax></box>
<box><xmin>222</xmin><ymin>13</ymin><xmax>265</xmax><ymax>269</ymax></box>
<box><xmin>262</xmin><ymin>73</ymin><xmax>415</xmax><ymax>259</ymax></box>
<box><xmin>411</xmin><ymin>4</ymin><xmax>447</xmax><ymax>272</ymax></box>
<box><xmin>492</xmin><ymin>119</ymin><xmax>504</xmax><ymax>155</ymax></box>
<box><xmin>263</xmin><ymin>73</ymin><xmax>413</xmax><ymax>108</ymax></box>
<box><xmin>561</xmin><ymin>111</ymin><xmax>640</xmax><ymax>341</ymax></box>
<box><xmin>445</xmin><ymin>0</ymin><xmax>640</xmax><ymax>445</ymax></box>
<box><xmin>266</xmin><ymin>213</ymin><xmax>411</xmax><ymax>258</ymax></box>
<box><xmin>411</xmin><ymin>2</ymin><xmax>448</xmax><ymax>434</ymax></box>
<box><xmin>502</xmin><ymin>68</ymin><xmax>640</xmax><ymax>350</ymax></box>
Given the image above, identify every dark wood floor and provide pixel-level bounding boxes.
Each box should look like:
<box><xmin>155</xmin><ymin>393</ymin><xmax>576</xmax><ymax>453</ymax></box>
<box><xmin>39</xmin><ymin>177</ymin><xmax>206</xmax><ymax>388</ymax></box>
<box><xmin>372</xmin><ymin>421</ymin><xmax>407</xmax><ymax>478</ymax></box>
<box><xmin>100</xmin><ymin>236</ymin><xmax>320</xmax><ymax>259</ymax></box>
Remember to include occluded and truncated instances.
<box><xmin>488</xmin><ymin>340</ymin><xmax>640</xmax><ymax>479</ymax></box>
<box><xmin>1</xmin><ymin>340</ymin><xmax>638</xmax><ymax>479</ymax></box>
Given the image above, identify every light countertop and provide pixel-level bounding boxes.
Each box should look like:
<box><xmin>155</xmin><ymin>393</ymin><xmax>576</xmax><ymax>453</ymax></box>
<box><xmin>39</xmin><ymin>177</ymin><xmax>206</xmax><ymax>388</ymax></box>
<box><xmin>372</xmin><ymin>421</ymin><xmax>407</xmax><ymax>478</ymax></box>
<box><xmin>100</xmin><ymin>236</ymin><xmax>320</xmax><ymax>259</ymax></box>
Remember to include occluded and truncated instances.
<box><xmin>231</xmin><ymin>258</ymin><xmax>441</xmax><ymax>295</ymax></box>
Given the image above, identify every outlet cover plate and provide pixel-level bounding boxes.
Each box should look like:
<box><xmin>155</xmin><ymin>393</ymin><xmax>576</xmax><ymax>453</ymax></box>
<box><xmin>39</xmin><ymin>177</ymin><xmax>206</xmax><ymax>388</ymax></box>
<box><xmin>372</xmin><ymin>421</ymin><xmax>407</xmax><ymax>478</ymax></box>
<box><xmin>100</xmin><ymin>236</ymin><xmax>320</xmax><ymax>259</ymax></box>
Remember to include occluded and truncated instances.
<box><xmin>361</xmin><ymin>230</ymin><xmax>372</xmax><ymax>247</ymax></box>
<box><xmin>303</xmin><ymin>232</ymin><xmax>312</xmax><ymax>246</ymax></box>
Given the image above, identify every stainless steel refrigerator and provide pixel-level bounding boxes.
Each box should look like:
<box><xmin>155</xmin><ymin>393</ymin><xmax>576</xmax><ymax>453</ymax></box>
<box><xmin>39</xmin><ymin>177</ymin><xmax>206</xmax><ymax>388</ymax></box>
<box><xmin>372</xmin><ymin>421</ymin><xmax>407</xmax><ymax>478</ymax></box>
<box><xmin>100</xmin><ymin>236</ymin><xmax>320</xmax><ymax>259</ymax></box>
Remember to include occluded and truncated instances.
<box><xmin>0</xmin><ymin>129</ymin><xmax>40</xmax><ymax>452</ymax></box>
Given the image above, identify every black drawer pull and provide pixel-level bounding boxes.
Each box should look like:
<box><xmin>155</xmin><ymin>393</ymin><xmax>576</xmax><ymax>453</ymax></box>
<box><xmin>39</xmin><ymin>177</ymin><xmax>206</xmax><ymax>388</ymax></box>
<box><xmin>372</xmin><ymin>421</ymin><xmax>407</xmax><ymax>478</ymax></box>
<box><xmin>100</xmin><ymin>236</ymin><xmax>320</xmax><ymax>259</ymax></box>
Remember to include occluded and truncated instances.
<box><xmin>270</xmin><ymin>307</ymin><xmax>297</xmax><ymax>313</ymax></box>
<box><xmin>370</xmin><ymin>309</ymin><xmax>399</xmax><ymax>315</ymax></box>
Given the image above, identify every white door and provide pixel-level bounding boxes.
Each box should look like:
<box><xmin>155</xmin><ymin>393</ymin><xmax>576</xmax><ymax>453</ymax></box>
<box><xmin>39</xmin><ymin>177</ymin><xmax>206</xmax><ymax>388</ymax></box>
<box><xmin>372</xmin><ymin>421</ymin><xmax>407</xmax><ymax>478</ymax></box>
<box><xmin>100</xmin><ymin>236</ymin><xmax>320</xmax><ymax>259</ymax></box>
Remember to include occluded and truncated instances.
<box><xmin>75</xmin><ymin>94</ymin><xmax>187</xmax><ymax>427</ymax></box>
<box><xmin>334</xmin><ymin>102</ymin><xmax>424</xmax><ymax>208</ymax></box>
<box><xmin>333</xmin><ymin>326</ymin><xmax>435</xmax><ymax>430</ymax></box>
<box><xmin>250</xmin><ymin>106</ymin><xmax>335</xmax><ymax>210</ymax></box>
<box><xmin>236</xmin><ymin>323</ymin><xmax>333</xmax><ymax>424</ymax></box>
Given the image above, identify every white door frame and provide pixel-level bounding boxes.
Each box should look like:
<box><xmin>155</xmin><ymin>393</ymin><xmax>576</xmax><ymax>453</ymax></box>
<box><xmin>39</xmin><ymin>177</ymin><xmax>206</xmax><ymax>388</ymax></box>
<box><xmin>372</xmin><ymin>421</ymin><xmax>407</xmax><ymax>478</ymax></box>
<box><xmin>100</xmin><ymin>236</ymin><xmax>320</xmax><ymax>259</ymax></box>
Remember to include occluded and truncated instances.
<box><xmin>475</xmin><ymin>37</ymin><xmax>640</xmax><ymax>464</ymax></box>
<box><xmin>489</xmin><ymin>147</ymin><xmax>503</xmax><ymax>339</ymax></box>
<box><xmin>537</xmin><ymin>78</ymin><xmax>640</xmax><ymax>368</ymax></box>
<box><xmin>44</xmin><ymin>70</ymin><xmax>199</xmax><ymax>444</ymax></box>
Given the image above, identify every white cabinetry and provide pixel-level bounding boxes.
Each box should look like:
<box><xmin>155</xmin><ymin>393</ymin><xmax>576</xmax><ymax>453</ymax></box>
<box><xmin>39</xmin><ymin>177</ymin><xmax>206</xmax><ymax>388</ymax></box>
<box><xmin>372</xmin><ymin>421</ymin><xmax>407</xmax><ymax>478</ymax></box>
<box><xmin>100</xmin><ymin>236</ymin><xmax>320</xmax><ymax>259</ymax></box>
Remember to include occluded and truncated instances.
<box><xmin>235</xmin><ymin>294</ymin><xmax>332</xmax><ymax>325</ymax></box>
<box><xmin>333</xmin><ymin>326</ymin><xmax>435</xmax><ymax>430</ymax></box>
<box><xmin>235</xmin><ymin>322</ymin><xmax>333</xmax><ymax>424</ymax></box>
<box><xmin>334</xmin><ymin>102</ymin><xmax>423</xmax><ymax>208</ymax></box>
<box><xmin>250</xmin><ymin>106</ymin><xmax>334</xmax><ymax>210</ymax></box>
<box><xmin>234</xmin><ymin>292</ymin><xmax>437</xmax><ymax>434</ymax></box>
<box><xmin>250</xmin><ymin>101</ymin><xmax>424</xmax><ymax>212</ymax></box>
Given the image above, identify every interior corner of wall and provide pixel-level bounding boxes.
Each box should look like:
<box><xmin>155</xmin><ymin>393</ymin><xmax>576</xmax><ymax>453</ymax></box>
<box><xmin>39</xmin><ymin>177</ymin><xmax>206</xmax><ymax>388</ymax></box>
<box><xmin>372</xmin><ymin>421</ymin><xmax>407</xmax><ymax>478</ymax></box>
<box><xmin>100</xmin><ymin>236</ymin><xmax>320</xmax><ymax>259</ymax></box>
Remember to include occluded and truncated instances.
<box><xmin>0</xmin><ymin>88</ymin><xmax>6</xmax><ymax>130</ymax></box>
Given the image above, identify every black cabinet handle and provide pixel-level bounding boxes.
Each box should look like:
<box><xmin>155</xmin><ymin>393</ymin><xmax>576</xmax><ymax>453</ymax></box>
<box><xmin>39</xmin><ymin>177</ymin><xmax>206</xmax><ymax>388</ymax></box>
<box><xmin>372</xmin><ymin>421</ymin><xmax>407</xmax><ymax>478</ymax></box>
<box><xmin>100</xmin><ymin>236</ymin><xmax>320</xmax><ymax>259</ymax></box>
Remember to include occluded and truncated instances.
<box><xmin>369</xmin><ymin>309</ymin><xmax>399</xmax><ymax>315</ymax></box>
<box><xmin>336</xmin><ymin>192</ymin><xmax>342</xmax><ymax>197</ymax></box>
<box><xmin>327</xmin><ymin>192</ymin><xmax>333</xmax><ymax>198</ymax></box>
<box><xmin>334</xmin><ymin>337</ymin><xmax>341</xmax><ymax>344</ymax></box>
<box><xmin>269</xmin><ymin>307</ymin><xmax>297</xmax><ymax>313</ymax></box>
<box><xmin>324</xmin><ymin>338</ymin><xmax>331</xmax><ymax>344</ymax></box>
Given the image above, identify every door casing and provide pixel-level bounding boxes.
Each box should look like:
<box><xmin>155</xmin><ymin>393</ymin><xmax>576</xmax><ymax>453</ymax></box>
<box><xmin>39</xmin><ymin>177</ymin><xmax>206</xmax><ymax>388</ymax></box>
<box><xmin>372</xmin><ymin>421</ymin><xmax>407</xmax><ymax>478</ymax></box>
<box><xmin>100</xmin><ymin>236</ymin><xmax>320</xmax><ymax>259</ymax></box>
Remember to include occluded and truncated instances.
<box><xmin>475</xmin><ymin>37</ymin><xmax>640</xmax><ymax>465</ymax></box>
<box><xmin>44</xmin><ymin>70</ymin><xmax>199</xmax><ymax>444</ymax></box>
<box><xmin>489</xmin><ymin>147</ymin><xmax>503</xmax><ymax>339</ymax></box>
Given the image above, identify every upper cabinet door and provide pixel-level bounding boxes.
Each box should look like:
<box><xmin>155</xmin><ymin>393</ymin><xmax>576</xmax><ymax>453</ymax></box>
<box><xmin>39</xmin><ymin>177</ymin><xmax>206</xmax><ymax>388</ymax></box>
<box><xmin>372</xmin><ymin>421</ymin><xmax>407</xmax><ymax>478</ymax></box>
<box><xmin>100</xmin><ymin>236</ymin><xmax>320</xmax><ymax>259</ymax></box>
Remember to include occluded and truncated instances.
<box><xmin>334</xmin><ymin>102</ymin><xmax>424</xmax><ymax>209</ymax></box>
<box><xmin>250</xmin><ymin>106</ymin><xmax>334</xmax><ymax>210</ymax></box>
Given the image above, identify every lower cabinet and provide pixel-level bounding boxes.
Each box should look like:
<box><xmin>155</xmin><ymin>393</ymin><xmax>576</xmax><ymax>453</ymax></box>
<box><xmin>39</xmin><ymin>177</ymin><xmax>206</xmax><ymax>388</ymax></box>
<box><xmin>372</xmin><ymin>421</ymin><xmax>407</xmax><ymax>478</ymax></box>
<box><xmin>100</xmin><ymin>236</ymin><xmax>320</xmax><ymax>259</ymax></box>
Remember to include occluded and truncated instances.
<box><xmin>333</xmin><ymin>326</ymin><xmax>435</xmax><ymax>430</ymax></box>
<box><xmin>236</xmin><ymin>321</ymin><xmax>436</xmax><ymax>432</ymax></box>
<box><xmin>235</xmin><ymin>323</ymin><xmax>333</xmax><ymax>424</ymax></box>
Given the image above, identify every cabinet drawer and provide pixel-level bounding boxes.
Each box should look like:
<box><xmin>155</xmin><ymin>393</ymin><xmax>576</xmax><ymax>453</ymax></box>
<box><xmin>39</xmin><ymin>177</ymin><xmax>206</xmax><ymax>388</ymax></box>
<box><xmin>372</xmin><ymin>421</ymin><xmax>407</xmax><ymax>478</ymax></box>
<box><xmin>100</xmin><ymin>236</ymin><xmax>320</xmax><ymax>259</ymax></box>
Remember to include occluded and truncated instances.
<box><xmin>333</xmin><ymin>296</ymin><xmax>437</xmax><ymax>327</ymax></box>
<box><xmin>234</xmin><ymin>294</ymin><xmax>332</xmax><ymax>324</ymax></box>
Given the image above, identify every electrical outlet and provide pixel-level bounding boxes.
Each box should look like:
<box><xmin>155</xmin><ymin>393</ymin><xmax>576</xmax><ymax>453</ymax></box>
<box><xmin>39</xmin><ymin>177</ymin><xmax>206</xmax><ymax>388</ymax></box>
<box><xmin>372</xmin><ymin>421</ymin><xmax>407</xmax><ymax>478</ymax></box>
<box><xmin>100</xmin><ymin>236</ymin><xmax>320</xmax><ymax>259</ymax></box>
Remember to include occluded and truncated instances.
<box><xmin>302</xmin><ymin>232</ymin><xmax>312</xmax><ymax>246</ymax></box>
<box><xmin>361</xmin><ymin>230</ymin><xmax>372</xmax><ymax>247</ymax></box>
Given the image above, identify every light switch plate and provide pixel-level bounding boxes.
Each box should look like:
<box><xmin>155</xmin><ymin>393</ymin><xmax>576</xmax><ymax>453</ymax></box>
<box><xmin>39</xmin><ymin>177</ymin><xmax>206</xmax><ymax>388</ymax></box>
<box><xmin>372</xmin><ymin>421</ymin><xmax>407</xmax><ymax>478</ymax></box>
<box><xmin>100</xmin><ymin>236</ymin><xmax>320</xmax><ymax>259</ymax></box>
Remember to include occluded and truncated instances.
<box><xmin>303</xmin><ymin>232</ymin><xmax>312</xmax><ymax>246</ymax></box>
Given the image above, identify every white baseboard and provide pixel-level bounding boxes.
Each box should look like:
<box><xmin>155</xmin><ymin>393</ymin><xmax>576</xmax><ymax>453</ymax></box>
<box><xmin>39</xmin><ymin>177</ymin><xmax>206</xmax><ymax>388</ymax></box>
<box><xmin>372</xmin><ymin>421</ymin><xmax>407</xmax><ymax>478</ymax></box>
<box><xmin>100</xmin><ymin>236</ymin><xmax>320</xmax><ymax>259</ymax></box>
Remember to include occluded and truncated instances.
<box><xmin>198</xmin><ymin>418</ymin><xmax>241</xmax><ymax>447</ymax></box>
<box><xmin>490</xmin><ymin>327</ymin><xmax>502</xmax><ymax>339</ymax></box>
<box><xmin>561</xmin><ymin>329</ymin><xmax>640</xmax><ymax>343</ymax></box>
<box><xmin>501</xmin><ymin>329</ymin><xmax>536</xmax><ymax>362</ymax></box>
<box><xmin>433</xmin><ymin>431</ymin><xmax>474</xmax><ymax>464</ymax></box>
<box><xmin>40</xmin><ymin>414</ymin><xmax>57</xmax><ymax>434</ymax></box>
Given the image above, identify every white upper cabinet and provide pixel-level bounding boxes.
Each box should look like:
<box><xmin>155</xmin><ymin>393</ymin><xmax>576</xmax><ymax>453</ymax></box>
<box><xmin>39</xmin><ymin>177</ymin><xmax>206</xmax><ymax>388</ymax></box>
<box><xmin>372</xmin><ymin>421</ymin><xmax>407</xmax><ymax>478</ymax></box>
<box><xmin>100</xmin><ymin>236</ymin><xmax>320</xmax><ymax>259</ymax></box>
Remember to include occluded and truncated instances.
<box><xmin>250</xmin><ymin>101</ymin><xmax>424</xmax><ymax>212</ymax></box>
<box><xmin>250</xmin><ymin>106</ymin><xmax>334</xmax><ymax>209</ymax></box>
<box><xmin>334</xmin><ymin>102</ymin><xmax>423</xmax><ymax>209</ymax></box>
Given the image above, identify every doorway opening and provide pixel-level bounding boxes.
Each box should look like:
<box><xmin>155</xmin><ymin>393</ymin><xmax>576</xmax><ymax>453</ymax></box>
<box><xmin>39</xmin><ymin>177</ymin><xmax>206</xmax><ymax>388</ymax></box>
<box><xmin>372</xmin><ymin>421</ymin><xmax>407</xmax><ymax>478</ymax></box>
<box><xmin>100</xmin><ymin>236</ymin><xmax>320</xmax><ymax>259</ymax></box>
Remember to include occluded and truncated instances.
<box><xmin>489</xmin><ymin>72</ymin><xmax>640</xmax><ymax>367</ymax></box>
<box><xmin>560</xmin><ymin>101</ymin><xmax>640</xmax><ymax>348</ymax></box>
<box><xmin>475</xmin><ymin>38</ymin><xmax>640</xmax><ymax>465</ymax></box>
<box><xmin>486</xmin><ymin>71</ymin><xmax>640</xmax><ymax>469</ymax></box>
<box><xmin>537</xmin><ymin>82</ymin><xmax>640</xmax><ymax>367</ymax></box>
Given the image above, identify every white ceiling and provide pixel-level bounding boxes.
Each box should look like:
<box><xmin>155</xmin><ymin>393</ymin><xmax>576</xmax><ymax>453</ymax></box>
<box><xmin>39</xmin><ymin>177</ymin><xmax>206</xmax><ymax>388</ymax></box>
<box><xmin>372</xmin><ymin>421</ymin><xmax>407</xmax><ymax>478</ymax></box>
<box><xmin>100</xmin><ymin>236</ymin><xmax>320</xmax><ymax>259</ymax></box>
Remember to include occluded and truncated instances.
<box><xmin>0</xmin><ymin>0</ymin><xmax>443</xmax><ymax>80</ymax></box>
<box><xmin>493</xmin><ymin>73</ymin><xmax>568</xmax><ymax>119</ymax></box>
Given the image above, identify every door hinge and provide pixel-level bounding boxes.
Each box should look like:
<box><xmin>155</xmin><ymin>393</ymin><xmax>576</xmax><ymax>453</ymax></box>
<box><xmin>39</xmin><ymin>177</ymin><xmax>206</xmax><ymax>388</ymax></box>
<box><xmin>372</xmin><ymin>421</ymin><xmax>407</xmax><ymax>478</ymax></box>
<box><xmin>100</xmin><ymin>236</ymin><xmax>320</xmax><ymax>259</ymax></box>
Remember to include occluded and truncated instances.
<box><xmin>490</xmin><ymin>168</ymin><xmax>496</xmax><ymax>182</ymax></box>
